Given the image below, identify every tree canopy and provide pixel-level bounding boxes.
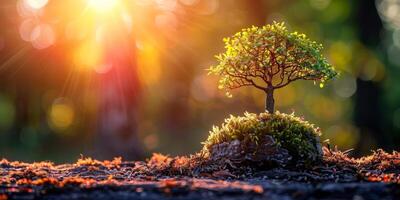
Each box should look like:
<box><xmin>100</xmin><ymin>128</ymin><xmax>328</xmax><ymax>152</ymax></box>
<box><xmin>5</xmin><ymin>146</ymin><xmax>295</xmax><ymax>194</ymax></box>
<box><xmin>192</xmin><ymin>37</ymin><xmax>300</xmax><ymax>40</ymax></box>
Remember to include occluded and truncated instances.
<box><xmin>208</xmin><ymin>22</ymin><xmax>338</xmax><ymax>112</ymax></box>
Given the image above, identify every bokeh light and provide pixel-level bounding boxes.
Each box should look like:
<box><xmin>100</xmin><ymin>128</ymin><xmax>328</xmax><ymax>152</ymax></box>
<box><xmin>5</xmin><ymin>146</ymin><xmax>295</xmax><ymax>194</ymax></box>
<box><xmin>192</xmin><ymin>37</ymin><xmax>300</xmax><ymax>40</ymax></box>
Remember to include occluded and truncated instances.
<box><xmin>143</xmin><ymin>134</ymin><xmax>159</xmax><ymax>150</ymax></box>
<box><xmin>25</xmin><ymin>0</ymin><xmax>48</xmax><ymax>9</ymax></box>
<box><xmin>88</xmin><ymin>0</ymin><xmax>118</xmax><ymax>12</ymax></box>
<box><xmin>17</xmin><ymin>0</ymin><xmax>43</xmax><ymax>17</ymax></box>
<box><xmin>48</xmin><ymin>98</ymin><xmax>75</xmax><ymax>132</ymax></box>
<box><xmin>333</xmin><ymin>73</ymin><xmax>357</xmax><ymax>98</ymax></box>
<box><xmin>19</xmin><ymin>19</ymin><xmax>38</xmax><ymax>42</ymax></box>
<box><xmin>376</xmin><ymin>0</ymin><xmax>400</xmax><ymax>28</ymax></box>
<box><xmin>31</xmin><ymin>24</ymin><xmax>56</xmax><ymax>49</ymax></box>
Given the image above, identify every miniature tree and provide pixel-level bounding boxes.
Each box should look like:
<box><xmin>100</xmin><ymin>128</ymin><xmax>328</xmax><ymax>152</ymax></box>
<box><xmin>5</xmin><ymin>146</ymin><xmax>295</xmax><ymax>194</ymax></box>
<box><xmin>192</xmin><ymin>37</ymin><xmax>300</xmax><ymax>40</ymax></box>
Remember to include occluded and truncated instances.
<box><xmin>208</xmin><ymin>22</ymin><xmax>338</xmax><ymax>113</ymax></box>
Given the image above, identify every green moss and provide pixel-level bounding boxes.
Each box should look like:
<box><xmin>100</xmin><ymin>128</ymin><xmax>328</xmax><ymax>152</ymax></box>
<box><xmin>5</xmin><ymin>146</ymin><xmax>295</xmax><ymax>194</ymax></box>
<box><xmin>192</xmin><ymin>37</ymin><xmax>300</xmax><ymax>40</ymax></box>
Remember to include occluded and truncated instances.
<box><xmin>202</xmin><ymin>112</ymin><xmax>322</xmax><ymax>164</ymax></box>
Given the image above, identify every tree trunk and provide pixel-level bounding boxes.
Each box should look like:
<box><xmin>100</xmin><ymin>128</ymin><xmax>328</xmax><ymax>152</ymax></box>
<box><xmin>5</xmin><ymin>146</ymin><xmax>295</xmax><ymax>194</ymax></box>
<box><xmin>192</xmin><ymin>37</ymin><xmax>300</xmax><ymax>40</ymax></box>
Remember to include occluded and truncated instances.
<box><xmin>266</xmin><ymin>87</ymin><xmax>274</xmax><ymax>113</ymax></box>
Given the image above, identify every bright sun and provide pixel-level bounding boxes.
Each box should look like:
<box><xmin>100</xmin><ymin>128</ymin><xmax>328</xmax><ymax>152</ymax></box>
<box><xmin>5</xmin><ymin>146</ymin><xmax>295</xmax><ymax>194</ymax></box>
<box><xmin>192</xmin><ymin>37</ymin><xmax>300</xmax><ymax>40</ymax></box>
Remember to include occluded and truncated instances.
<box><xmin>88</xmin><ymin>0</ymin><xmax>117</xmax><ymax>12</ymax></box>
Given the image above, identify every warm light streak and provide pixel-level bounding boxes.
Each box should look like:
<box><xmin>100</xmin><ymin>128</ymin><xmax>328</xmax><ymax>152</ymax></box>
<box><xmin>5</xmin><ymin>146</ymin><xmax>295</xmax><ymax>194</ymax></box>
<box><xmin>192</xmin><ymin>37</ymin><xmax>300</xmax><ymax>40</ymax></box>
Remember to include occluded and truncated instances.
<box><xmin>16</xmin><ymin>0</ymin><xmax>183</xmax><ymax>78</ymax></box>
<box><xmin>137</xmin><ymin>40</ymin><xmax>162</xmax><ymax>86</ymax></box>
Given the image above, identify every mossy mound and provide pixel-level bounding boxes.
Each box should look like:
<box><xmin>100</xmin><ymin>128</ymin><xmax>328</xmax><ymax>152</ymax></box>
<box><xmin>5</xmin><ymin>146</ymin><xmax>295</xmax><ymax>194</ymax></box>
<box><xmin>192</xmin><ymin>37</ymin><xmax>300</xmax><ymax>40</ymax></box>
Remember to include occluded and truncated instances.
<box><xmin>201</xmin><ymin>112</ymin><xmax>323</xmax><ymax>166</ymax></box>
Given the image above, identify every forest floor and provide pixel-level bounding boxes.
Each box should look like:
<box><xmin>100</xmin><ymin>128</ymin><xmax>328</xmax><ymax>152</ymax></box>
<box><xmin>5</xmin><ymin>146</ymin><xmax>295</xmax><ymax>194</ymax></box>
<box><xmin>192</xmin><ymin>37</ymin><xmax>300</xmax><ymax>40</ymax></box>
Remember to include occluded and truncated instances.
<box><xmin>1</xmin><ymin>147</ymin><xmax>400</xmax><ymax>200</ymax></box>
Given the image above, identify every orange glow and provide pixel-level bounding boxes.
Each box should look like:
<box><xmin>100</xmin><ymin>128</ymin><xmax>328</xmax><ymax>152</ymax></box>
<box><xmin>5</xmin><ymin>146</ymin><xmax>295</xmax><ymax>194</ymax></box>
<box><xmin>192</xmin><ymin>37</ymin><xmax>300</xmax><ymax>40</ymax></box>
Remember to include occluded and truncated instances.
<box><xmin>16</xmin><ymin>0</ymin><xmax>179</xmax><ymax>79</ymax></box>
<box><xmin>73</xmin><ymin>41</ymin><xmax>103</xmax><ymax>71</ymax></box>
<box><xmin>137</xmin><ymin>40</ymin><xmax>162</xmax><ymax>86</ymax></box>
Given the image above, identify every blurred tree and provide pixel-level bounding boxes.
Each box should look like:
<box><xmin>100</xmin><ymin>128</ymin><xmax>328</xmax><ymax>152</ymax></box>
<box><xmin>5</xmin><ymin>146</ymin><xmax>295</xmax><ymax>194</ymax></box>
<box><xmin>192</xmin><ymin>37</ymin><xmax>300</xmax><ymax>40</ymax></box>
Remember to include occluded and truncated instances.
<box><xmin>94</xmin><ymin>30</ymin><xmax>144</xmax><ymax>160</ymax></box>
<box><xmin>354</xmin><ymin>0</ymin><xmax>386</xmax><ymax>153</ymax></box>
<box><xmin>209</xmin><ymin>22</ymin><xmax>337</xmax><ymax>112</ymax></box>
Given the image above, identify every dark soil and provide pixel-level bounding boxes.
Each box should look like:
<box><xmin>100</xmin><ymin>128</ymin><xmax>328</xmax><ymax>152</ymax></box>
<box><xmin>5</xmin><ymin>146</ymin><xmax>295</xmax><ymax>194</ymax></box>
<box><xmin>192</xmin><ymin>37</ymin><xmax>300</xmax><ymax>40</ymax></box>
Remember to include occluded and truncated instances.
<box><xmin>1</xmin><ymin>147</ymin><xmax>400</xmax><ymax>200</ymax></box>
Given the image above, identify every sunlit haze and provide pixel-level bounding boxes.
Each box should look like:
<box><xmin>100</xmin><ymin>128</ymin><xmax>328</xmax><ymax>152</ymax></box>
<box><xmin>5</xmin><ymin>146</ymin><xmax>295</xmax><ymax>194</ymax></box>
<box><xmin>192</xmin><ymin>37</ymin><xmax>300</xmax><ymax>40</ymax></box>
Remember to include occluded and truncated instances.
<box><xmin>0</xmin><ymin>0</ymin><xmax>399</xmax><ymax>161</ymax></box>
<box><xmin>88</xmin><ymin>0</ymin><xmax>118</xmax><ymax>12</ymax></box>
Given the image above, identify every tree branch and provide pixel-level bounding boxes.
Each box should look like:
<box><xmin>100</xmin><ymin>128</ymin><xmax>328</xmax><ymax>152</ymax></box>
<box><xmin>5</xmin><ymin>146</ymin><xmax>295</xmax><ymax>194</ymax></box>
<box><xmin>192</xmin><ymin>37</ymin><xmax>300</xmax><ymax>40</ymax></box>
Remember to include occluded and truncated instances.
<box><xmin>224</xmin><ymin>70</ymin><xmax>266</xmax><ymax>91</ymax></box>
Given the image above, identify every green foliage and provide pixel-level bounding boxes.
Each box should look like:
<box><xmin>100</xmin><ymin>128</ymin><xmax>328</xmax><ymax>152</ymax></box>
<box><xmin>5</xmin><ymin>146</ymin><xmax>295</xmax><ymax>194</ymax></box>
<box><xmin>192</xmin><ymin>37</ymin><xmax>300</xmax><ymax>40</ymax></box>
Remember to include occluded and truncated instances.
<box><xmin>208</xmin><ymin>22</ymin><xmax>338</xmax><ymax>97</ymax></box>
<box><xmin>202</xmin><ymin>112</ymin><xmax>322</xmax><ymax>163</ymax></box>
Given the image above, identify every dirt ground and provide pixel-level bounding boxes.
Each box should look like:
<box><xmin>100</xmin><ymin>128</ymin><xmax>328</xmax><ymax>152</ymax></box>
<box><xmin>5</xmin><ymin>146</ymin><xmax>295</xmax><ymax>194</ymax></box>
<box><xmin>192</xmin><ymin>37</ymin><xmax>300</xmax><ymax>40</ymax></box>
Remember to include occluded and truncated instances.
<box><xmin>1</xmin><ymin>147</ymin><xmax>400</xmax><ymax>200</ymax></box>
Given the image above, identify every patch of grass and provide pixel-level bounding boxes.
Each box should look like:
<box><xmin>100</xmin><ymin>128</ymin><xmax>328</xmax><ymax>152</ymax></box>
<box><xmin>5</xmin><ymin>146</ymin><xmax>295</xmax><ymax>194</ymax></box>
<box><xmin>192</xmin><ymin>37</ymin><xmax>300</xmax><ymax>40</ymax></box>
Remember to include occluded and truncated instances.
<box><xmin>201</xmin><ymin>112</ymin><xmax>322</xmax><ymax>164</ymax></box>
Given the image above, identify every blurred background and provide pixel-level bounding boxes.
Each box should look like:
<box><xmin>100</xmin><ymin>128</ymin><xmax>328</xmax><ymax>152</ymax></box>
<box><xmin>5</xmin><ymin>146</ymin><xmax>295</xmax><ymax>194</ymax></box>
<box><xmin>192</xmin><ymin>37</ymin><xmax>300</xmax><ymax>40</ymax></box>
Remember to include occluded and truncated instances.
<box><xmin>0</xmin><ymin>0</ymin><xmax>399</xmax><ymax>162</ymax></box>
